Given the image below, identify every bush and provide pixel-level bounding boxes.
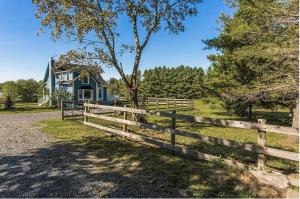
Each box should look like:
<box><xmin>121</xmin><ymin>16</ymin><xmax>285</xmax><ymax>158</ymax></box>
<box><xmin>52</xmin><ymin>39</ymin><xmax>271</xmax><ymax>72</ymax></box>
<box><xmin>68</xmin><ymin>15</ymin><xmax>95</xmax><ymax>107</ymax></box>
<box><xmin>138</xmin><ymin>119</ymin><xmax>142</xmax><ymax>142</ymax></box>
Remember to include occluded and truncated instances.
<box><xmin>4</xmin><ymin>95</ymin><xmax>14</xmax><ymax>109</ymax></box>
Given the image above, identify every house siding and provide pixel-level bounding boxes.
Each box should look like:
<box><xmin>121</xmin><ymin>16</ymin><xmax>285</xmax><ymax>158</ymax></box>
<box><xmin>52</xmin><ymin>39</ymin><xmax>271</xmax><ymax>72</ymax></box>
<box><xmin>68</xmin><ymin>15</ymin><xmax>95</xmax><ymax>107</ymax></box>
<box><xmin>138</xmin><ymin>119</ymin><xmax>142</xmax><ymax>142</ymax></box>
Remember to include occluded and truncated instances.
<box><xmin>73</xmin><ymin>72</ymin><xmax>97</xmax><ymax>101</ymax></box>
<box><xmin>43</xmin><ymin>59</ymin><xmax>109</xmax><ymax>104</ymax></box>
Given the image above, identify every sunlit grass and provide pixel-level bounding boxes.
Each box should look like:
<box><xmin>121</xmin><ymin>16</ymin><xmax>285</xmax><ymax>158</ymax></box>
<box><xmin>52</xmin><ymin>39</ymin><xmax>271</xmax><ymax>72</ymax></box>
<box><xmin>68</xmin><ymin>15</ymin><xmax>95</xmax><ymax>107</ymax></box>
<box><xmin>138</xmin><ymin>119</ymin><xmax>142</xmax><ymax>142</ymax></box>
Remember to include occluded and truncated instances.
<box><xmin>41</xmin><ymin>119</ymin><xmax>254</xmax><ymax>197</ymax></box>
<box><xmin>0</xmin><ymin>102</ymin><xmax>57</xmax><ymax>114</ymax></box>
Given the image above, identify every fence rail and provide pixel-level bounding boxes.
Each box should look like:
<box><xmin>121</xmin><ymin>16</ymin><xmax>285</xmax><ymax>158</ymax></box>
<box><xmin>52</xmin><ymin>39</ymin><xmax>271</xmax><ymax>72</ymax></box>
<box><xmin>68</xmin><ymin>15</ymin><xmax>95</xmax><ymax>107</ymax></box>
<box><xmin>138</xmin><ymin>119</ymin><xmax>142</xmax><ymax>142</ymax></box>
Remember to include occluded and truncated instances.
<box><xmin>119</xmin><ymin>97</ymin><xmax>194</xmax><ymax>111</ymax></box>
<box><xmin>81</xmin><ymin>103</ymin><xmax>299</xmax><ymax>171</ymax></box>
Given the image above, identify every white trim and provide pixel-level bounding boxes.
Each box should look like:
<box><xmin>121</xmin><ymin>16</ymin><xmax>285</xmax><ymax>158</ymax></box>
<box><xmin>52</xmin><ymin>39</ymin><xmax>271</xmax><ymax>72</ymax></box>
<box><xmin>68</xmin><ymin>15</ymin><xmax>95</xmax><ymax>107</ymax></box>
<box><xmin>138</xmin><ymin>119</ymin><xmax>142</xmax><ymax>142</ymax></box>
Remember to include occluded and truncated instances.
<box><xmin>78</xmin><ymin>89</ymin><xmax>93</xmax><ymax>101</ymax></box>
<box><xmin>96</xmin><ymin>84</ymin><xmax>99</xmax><ymax>101</ymax></box>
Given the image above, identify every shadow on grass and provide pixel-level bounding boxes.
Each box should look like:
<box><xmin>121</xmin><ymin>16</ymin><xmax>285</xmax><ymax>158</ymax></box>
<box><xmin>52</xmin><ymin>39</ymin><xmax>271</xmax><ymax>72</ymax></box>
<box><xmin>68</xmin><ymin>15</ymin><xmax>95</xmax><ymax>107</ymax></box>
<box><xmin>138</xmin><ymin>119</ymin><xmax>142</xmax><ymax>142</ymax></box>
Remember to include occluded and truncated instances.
<box><xmin>0</xmin><ymin>134</ymin><xmax>257</xmax><ymax>198</ymax></box>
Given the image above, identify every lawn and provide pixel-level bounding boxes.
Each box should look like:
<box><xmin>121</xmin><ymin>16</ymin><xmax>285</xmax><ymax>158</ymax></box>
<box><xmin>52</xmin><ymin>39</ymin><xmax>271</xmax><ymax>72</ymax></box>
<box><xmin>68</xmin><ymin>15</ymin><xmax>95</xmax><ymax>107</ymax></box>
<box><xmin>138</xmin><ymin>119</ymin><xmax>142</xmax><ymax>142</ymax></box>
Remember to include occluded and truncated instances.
<box><xmin>43</xmin><ymin>100</ymin><xmax>299</xmax><ymax>194</ymax></box>
<box><xmin>0</xmin><ymin>102</ymin><xmax>57</xmax><ymax>114</ymax></box>
<box><xmin>41</xmin><ymin>119</ymin><xmax>271</xmax><ymax>197</ymax></box>
<box><xmin>86</xmin><ymin>99</ymin><xmax>298</xmax><ymax>173</ymax></box>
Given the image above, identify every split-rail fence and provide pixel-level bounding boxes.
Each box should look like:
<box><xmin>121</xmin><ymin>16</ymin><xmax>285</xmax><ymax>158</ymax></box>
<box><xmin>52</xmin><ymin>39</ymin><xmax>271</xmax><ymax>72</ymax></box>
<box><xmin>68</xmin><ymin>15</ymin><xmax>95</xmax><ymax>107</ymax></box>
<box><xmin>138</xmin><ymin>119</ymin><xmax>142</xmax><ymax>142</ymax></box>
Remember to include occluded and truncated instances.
<box><xmin>119</xmin><ymin>97</ymin><xmax>194</xmax><ymax>111</ymax></box>
<box><xmin>61</xmin><ymin>101</ymin><xmax>299</xmax><ymax>171</ymax></box>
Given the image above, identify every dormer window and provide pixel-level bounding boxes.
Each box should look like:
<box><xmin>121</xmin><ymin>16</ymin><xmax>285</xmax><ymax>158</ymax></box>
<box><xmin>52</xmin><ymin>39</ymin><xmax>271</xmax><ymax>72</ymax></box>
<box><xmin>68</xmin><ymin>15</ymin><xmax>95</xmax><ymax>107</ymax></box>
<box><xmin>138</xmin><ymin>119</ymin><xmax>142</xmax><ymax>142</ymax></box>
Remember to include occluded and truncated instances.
<box><xmin>82</xmin><ymin>75</ymin><xmax>89</xmax><ymax>84</ymax></box>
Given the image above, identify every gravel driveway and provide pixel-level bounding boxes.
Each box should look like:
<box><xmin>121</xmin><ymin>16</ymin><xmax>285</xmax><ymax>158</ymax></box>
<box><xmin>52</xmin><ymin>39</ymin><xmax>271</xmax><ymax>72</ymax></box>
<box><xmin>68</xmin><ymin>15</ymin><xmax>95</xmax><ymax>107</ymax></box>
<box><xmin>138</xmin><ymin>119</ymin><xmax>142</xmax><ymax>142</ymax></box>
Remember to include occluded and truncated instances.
<box><xmin>0</xmin><ymin>112</ymin><xmax>181</xmax><ymax>197</ymax></box>
<box><xmin>0</xmin><ymin>112</ymin><xmax>120</xmax><ymax>197</ymax></box>
<box><xmin>0</xmin><ymin>112</ymin><xmax>60</xmax><ymax>155</ymax></box>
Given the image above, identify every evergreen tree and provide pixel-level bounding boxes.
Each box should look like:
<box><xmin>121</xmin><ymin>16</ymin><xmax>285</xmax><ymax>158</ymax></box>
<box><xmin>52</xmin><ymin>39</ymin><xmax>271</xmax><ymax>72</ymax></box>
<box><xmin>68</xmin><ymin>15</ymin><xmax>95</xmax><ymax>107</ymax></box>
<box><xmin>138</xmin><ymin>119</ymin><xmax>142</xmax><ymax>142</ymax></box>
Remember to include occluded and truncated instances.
<box><xmin>204</xmin><ymin>0</ymin><xmax>299</xmax><ymax>118</ymax></box>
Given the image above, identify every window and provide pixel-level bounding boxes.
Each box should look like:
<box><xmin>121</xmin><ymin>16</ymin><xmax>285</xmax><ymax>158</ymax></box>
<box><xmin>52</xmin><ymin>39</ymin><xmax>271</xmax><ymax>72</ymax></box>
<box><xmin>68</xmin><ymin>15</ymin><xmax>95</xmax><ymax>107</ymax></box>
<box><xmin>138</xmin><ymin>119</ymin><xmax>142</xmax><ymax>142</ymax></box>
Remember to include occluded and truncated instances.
<box><xmin>98</xmin><ymin>88</ymin><xmax>102</xmax><ymax>99</ymax></box>
<box><xmin>67</xmin><ymin>72</ymin><xmax>70</xmax><ymax>80</ymax></box>
<box><xmin>78</xmin><ymin>89</ymin><xmax>93</xmax><ymax>101</ymax></box>
<box><xmin>82</xmin><ymin>75</ymin><xmax>89</xmax><ymax>84</ymax></box>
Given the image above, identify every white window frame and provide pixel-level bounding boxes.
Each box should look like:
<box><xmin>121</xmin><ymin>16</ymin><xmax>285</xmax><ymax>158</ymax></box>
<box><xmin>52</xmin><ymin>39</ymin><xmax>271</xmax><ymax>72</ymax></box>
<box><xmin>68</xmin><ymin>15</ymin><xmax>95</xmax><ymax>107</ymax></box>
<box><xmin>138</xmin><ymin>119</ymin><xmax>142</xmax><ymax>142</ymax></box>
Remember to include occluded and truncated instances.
<box><xmin>82</xmin><ymin>75</ymin><xmax>89</xmax><ymax>84</ymax></box>
<box><xmin>78</xmin><ymin>89</ymin><xmax>93</xmax><ymax>101</ymax></box>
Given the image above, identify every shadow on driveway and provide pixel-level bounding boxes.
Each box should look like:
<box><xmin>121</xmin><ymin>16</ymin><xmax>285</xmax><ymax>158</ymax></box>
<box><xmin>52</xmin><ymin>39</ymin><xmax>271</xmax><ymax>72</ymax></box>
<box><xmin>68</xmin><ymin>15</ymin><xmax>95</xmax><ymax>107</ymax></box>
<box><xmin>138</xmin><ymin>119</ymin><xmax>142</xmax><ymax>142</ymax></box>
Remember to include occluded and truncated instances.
<box><xmin>0</xmin><ymin>136</ymin><xmax>264</xmax><ymax>197</ymax></box>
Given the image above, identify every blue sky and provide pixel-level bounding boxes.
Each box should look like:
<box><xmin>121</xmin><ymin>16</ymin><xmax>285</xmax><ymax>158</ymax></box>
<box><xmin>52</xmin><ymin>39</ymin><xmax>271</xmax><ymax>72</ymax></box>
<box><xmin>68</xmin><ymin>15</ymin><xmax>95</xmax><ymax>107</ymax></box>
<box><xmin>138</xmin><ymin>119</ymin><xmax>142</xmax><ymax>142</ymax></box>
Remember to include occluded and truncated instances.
<box><xmin>0</xmin><ymin>0</ymin><xmax>234</xmax><ymax>83</ymax></box>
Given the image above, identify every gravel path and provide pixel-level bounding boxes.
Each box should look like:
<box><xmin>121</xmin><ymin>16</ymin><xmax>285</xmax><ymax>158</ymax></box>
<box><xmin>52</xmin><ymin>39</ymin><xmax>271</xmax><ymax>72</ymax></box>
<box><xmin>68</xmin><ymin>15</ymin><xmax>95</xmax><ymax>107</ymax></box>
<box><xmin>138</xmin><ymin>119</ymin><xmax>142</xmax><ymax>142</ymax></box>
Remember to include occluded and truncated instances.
<box><xmin>0</xmin><ymin>112</ymin><xmax>180</xmax><ymax>197</ymax></box>
<box><xmin>0</xmin><ymin>112</ymin><xmax>60</xmax><ymax>155</ymax></box>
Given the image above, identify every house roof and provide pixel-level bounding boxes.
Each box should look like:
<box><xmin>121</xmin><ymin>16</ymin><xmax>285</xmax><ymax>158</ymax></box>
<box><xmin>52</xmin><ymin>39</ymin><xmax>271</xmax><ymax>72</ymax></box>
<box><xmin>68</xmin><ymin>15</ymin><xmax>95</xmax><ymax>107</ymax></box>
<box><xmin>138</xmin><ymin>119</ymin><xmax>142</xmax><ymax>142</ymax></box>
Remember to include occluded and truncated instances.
<box><xmin>44</xmin><ymin>58</ymin><xmax>108</xmax><ymax>87</ymax></box>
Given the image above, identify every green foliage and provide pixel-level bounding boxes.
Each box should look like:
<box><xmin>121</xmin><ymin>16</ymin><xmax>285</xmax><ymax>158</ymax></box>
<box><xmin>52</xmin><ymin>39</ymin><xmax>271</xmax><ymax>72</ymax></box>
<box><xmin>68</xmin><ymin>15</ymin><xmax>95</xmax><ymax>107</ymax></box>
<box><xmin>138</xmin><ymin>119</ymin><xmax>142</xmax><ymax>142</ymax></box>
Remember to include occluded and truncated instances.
<box><xmin>4</xmin><ymin>95</ymin><xmax>14</xmax><ymax>109</ymax></box>
<box><xmin>33</xmin><ymin>0</ymin><xmax>201</xmax><ymax>108</ymax></box>
<box><xmin>140</xmin><ymin>66</ymin><xmax>205</xmax><ymax>99</ymax></box>
<box><xmin>16</xmin><ymin>79</ymin><xmax>41</xmax><ymax>102</ymax></box>
<box><xmin>204</xmin><ymin>0</ymin><xmax>299</xmax><ymax>117</ymax></box>
<box><xmin>2</xmin><ymin>81</ymin><xmax>17</xmax><ymax>100</ymax></box>
<box><xmin>1</xmin><ymin>79</ymin><xmax>43</xmax><ymax>102</ymax></box>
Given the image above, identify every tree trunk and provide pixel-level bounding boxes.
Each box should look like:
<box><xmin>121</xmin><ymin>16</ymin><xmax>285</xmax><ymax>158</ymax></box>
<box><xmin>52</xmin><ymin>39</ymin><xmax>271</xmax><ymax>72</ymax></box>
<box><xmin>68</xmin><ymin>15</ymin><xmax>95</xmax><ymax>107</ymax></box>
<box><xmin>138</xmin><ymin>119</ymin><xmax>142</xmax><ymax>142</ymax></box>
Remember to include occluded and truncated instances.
<box><xmin>248</xmin><ymin>103</ymin><xmax>253</xmax><ymax>120</ymax></box>
<box><xmin>130</xmin><ymin>88</ymin><xmax>139</xmax><ymax>109</ymax></box>
<box><xmin>129</xmin><ymin>87</ymin><xmax>146</xmax><ymax>122</ymax></box>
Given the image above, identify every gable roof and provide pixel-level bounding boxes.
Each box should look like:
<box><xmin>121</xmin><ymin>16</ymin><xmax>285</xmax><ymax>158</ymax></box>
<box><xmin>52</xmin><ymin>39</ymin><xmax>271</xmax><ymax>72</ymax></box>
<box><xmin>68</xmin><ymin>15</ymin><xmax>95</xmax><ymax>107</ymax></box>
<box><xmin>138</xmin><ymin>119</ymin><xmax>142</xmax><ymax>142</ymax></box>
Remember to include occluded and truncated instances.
<box><xmin>43</xmin><ymin>57</ymin><xmax>108</xmax><ymax>86</ymax></box>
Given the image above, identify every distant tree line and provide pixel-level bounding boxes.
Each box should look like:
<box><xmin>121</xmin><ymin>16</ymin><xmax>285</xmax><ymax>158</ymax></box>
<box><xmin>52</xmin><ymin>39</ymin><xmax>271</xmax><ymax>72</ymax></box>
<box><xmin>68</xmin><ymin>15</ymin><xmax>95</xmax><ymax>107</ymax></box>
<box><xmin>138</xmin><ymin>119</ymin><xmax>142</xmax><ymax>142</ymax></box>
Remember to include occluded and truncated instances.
<box><xmin>0</xmin><ymin>79</ymin><xmax>43</xmax><ymax>103</ymax></box>
<box><xmin>108</xmin><ymin>66</ymin><xmax>205</xmax><ymax>99</ymax></box>
<box><xmin>141</xmin><ymin>66</ymin><xmax>205</xmax><ymax>99</ymax></box>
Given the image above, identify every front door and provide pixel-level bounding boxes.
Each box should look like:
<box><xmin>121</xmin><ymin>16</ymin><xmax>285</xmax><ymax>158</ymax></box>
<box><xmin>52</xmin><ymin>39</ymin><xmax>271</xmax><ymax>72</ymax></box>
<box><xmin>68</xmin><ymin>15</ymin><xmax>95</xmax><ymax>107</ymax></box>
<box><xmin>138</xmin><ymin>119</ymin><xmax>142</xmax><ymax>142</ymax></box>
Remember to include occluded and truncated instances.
<box><xmin>78</xmin><ymin>89</ymin><xmax>93</xmax><ymax>101</ymax></box>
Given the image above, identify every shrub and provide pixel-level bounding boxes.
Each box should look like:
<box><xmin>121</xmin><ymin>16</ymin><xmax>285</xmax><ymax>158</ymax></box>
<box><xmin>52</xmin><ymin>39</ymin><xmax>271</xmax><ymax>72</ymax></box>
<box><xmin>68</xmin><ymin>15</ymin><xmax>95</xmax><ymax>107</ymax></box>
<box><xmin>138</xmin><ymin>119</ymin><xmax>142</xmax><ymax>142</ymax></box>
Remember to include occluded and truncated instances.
<box><xmin>4</xmin><ymin>95</ymin><xmax>14</xmax><ymax>109</ymax></box>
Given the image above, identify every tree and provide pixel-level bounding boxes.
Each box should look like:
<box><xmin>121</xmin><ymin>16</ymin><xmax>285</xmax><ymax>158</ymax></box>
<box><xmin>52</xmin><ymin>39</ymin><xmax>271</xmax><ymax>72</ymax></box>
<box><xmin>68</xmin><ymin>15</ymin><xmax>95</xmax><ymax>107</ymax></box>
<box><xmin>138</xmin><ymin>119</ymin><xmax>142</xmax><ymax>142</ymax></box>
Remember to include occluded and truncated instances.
<box><xmin>2</xmin><ymin>81</ymin><xmax>17</xmax><ymax>100</ymax></box>
<box><xmin>204</xmin><ymin>0</ymin><xmax>299</xmax><ymax>119</ymax></box>
<box><xmin>16</xmin><ymin>79</ymin><xmax>41</xmax><ymax>102</ymax></box>
<box><xmin>4</xmin><ymin>95</ymin><xmax>14</xmax><ymax>110</ymax></box>
<box><xmin>33</xmin><ymin>0</ymin><xmax>201</xmax><ymax>111</ymax></box>
<box><xmin>140</xmin><ymin>66</ymin><xmax>205</xmax><ymax>98</ymax></box>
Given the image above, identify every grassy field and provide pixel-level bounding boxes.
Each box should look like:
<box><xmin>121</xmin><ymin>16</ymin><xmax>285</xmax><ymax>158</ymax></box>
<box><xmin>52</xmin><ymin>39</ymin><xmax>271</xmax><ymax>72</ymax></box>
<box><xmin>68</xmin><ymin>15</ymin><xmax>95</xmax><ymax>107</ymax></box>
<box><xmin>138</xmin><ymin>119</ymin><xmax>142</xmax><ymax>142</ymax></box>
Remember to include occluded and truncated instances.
<box><xmin>144</xmin><ymin>100</ymin><xmax>298</xmax><ymax>173</ymax></box>
<box><xmin>41</xmin><ymin>119</ymin><xmax>269</xmax><ymax>197</ymax></box>
<box><xmin>0</xmin><ymin>102</ymin><xmax>57</xmax><ymax>114</ymax></box>
<box><xmin>40</xmin><ymin>99</ymin><xmax>298</xmax><ymax>196</ymax></box>
<box><xmin>42</xmin><ymin>99</ymin><xmax>298</xmax><ymax>172</ymax></box>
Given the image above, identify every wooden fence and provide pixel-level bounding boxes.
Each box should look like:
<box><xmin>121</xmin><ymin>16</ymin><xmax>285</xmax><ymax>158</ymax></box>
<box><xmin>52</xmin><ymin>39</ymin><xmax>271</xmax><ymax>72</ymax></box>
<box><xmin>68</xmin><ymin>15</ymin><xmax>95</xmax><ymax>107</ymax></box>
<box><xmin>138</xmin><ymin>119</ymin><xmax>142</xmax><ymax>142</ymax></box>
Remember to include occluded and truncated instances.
<box><xmin>60</xmin><ymin>100</ymin><xmax>84</xmax><ymax>120</ymax></box>
<box><xmin>61</xmin><ymin>100</ymin><xmax>115</xmax><ymax>120</ymax></box>
<box><xmin>119</xmin><ymin>97</ymin><xmax>194</xmax><ymax>111</ymax></box>
<box><xmin>80</xmin><ymin>103</ymin><xmax>299</xmax><ymax>172</ymax></box>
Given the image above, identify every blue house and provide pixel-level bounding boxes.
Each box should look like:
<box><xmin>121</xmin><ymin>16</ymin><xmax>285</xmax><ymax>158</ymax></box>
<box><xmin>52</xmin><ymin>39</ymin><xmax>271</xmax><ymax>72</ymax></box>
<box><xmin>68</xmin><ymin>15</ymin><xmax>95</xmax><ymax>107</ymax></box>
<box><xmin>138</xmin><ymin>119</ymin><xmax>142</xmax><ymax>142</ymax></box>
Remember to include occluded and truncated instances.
<box><xmin>38</xmin><ymin>57</ymin><xmax>110</xmax><ymax>106</ymax></box>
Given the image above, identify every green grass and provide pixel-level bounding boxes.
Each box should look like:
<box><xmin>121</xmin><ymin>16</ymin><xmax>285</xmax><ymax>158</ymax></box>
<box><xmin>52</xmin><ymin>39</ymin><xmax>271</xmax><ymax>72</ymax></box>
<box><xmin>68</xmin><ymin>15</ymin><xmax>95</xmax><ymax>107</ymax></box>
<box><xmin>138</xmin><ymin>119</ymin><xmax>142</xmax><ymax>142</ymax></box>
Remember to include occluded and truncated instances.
<box><xmin>84</xmin><ymin>99</ymin><xmax>298</xmax><ymax>173</ymax></box>
<box><xmin>41</xmin><ymin>119</ymin><xmax>257</xmax><ymax>197</ymax></box>
<box><xmin>40</xmin><ymin>98</ymin><xmax>298</xmax><ymax>196</ymax></box>
<box><xmin>143</xmin><ymin>99</ymin><xmax>298</xmax><ymax>173</ymax></box>
<box><xmin>0</xmin><ymin>102</ymin><xmax>57</xmax><ymax>114</ymax></box>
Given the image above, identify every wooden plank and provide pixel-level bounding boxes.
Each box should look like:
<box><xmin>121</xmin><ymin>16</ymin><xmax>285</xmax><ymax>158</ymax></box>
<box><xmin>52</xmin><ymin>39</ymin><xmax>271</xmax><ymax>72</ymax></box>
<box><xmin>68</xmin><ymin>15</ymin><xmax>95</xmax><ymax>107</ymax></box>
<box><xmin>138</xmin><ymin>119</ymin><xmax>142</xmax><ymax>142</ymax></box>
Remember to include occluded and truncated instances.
<box><xmin>83</xmin><ymin>121</ymin><xmax>248</xmax><ymax>170</ymax></box>
<box><xmin>150</xmin><ymin>111</ymin><xmax>299</xmax><ymax>136</ymax></box>
<box><xmin>123</xmin><ymin>105</ymin><xmax>127</xmax><ymax>132</ymax></box>
<box><xmin>171</xmin><ymin>110</ymin><xmax>176</xmax><ymax>151</ymax></box>
<box><xmin>84</xmin><ymin>112</ymin><xmax>299</xmax><ymax>161</ymax></box>
<box><xmin>257</xmin><ymin>119</ymin><xmax>267</xmax><ymax>170</ymax></box>
<box><xmin>84</xmin><ymin>103</ymin><xmax>147</xmax><ymax>114</ymax></box>
<box><xmin>173</xmin><ymin>129</ymin><xmax>299</xmax><ymax>161</ymax></box>
<box><xmin>61</xmin><ymin>100</ymin><xmax>64</xmax><ymax>120</ymax></box>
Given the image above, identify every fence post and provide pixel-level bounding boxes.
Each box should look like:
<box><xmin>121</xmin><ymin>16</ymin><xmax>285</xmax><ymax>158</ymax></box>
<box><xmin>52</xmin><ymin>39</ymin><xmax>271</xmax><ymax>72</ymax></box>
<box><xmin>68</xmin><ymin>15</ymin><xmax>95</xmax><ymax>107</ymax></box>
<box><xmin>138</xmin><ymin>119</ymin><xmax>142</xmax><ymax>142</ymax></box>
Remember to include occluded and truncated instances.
<box><xmin>123</xmin><ymin>105</ymin><xmax>128</xmax><ymax>132</ymax></box>
<box><xmin>146</xmin><ymin>98</ymin><xmax>149</xmax><ymax>111</ymax></box>
<box><xmin>174</xmin><ymin>99</ymin><xmax>177</xmax><ymax>111</ymax></box>
<box><xmin>61</xmin><ymin>99</ymin><xmax>64</xmax><ymax>120</ymax></box>
<box><xmin>257</xmin><ymin>118</ymin><xmax>267</xmax><ymax>170</ymax></box>
<box><xmin>156</xmin><ymin>96</ymin><xmax>159</xmax><ymax>111</ymax></box>
<box><xmin>171</xmin><ymin>110</ymin><xmax>176</xmax><ymax>154</ymax></box>
<box><xmin>84</xmin><ymin>100</ymin><xmax>90</xmax><ymax>123</ymax></box>
<box><xmin>167</xmin><ymin>98</ymin><xmax>169</xmax><ymax>110</ymax></box>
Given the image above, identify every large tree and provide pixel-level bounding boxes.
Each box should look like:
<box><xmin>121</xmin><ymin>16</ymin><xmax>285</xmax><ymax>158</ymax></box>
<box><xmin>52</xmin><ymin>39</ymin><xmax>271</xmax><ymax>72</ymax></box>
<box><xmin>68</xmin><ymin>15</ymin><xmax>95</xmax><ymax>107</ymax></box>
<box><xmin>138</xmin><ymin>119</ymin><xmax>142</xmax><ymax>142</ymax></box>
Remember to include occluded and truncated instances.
<box><xmin>33</xmin><ymin>0</ymin><xmax>201</xmax><ymax>109</ymax></box>
<box><xmin>204</xmin><ymin>0</ymin><xmax>299</xmax><ymax>119</ymax></box>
